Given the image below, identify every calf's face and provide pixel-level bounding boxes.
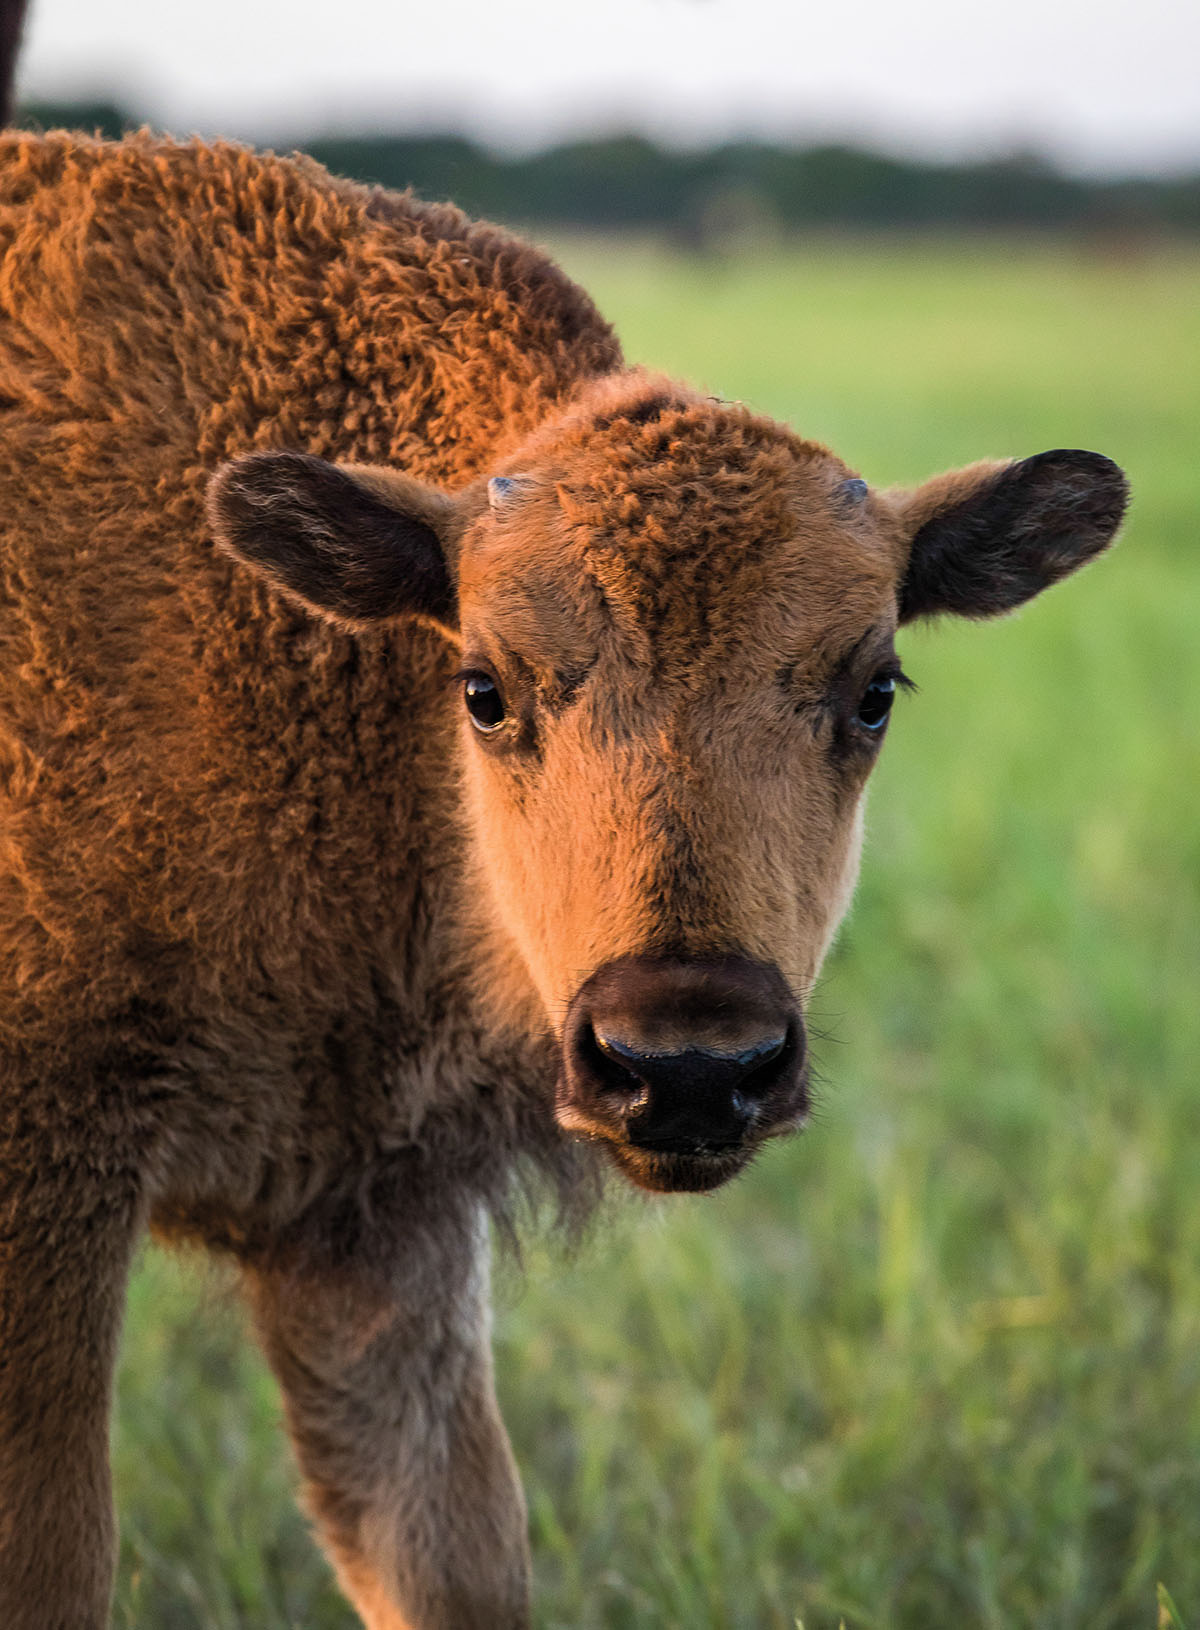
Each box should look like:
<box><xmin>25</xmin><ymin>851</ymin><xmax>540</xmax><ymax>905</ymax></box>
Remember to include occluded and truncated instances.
<box><xmin>209</xmin><ymin>376</ymin><xmax>1127</xmax><ymax>1194</ymax></box>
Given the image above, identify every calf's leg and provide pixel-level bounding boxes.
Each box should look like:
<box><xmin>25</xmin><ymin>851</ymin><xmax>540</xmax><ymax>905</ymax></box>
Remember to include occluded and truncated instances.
<box><xmin>0</xmin><ymin>1132</ymin><xmax>140</xmax><ymax>1630</ymax></box>
<box><xmin>245</xmin><ymin>1203</ymin><xmax>529</xmax><ymax>1630</ymax></box>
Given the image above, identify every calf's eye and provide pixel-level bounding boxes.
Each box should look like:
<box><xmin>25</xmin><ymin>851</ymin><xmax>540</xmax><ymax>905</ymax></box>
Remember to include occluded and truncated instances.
<box><xmin>463</xmin><ymin>673</ymin><xmax>506</xmax><ymax>733</ymax></box>
<box><xmin>855</xmin><ymin>676</ymin><xmax>895</xmax><ymax>732</ymax></box>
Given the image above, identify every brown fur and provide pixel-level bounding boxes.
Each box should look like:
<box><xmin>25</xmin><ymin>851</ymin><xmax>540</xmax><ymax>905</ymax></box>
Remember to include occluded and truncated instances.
<box><xmin>0</xmin><ymin>130</ymin><xmax>1127</xmax><ymax>1627</ymax></box>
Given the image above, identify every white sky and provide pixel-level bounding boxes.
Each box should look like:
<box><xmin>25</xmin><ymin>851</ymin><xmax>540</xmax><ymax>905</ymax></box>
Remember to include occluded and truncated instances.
<box><xmin>16</xmin><ymin>0</ymin><xmax>1200</xmax><ymax>176</ymax></box>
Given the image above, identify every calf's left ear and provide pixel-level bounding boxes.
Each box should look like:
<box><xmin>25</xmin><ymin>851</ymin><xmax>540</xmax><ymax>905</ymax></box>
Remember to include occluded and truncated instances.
<box><xmin>894</xmin><ymin>450</ymin><xmax>1129</xmax><ymax>624</ymax></box>
<box><xmin>207</xmin><ymin>451</ymin><xmax>460</xmax><ymax>632</ymax></box>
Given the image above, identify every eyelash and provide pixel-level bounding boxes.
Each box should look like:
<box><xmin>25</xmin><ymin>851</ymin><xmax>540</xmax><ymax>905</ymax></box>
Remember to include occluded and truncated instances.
<box><xmin>877</xmin><ymin>666</ymin><xmax>916</xmax><ymax>698</ymax></box>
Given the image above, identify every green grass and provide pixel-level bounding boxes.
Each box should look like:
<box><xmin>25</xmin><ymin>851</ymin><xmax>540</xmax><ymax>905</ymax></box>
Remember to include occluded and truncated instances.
<box><xmin>113</xmin><ymin>237</ymin><xmax>1200</xmax><ymax>1628</ymax></box>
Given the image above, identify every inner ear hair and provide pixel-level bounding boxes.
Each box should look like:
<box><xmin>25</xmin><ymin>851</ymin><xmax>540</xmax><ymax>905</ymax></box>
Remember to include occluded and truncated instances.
<box><xmin>207</xmin><ymin>452</ymin><xmax>458</xmax><ymax>630</ymax></box>
<box><xmin>898</xmin><ymin>449</ymin><xmax>1129</xmax><ymax>624</ymax></box>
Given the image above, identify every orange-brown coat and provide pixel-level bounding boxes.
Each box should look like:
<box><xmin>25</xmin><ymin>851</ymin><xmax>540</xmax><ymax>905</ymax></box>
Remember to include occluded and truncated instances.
<box><xmin>0</xmin><ymin>132</ymin><xmax>1127</xmax><ymax>1629</ymax></box>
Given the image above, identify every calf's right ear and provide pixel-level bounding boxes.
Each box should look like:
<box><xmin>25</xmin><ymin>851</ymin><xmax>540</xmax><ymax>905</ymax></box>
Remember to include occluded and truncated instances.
<box><xmin>207</xmin><ymin>451</ymin><xmax>460</xmax><ymax>632</ymax></box>
<box><xmin>894</xmin><ymin>449</ymin><xmax>1129</xmax><ymax>624</ymax></box>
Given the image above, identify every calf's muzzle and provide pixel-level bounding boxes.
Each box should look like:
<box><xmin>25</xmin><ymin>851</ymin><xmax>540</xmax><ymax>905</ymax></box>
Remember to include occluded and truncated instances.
<box><xmin>558</xmin><ymin>954</ymin><xmax>807</xmax><ymax>1193</ymax></box>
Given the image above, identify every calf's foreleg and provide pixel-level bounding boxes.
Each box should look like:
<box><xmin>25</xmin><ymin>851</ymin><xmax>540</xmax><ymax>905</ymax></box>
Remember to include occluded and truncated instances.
<box><xmin>0</xmin><ymin>1123</ymin><xmax>141</xmax><ymax>1630</ymax></box>
<box><xmin>246</xmin><ymin>1203</ymin><xmax>529</xmax><ymax>1630</ymax></box>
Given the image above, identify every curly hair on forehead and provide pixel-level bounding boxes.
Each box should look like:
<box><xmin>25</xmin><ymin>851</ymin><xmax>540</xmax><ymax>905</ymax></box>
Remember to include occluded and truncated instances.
<box><xmin>509</xmin><ymin>379</ymin><xmax>828</xmax><ymax>655</ymax></box>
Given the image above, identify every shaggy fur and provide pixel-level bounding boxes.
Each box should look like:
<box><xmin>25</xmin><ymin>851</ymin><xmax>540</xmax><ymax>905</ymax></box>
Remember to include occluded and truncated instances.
<box><xmin>0</xmin><ymin>130</ymin><xmax>617</xmax><ymax>1630</ymax></box>
<box><xmin>0</xmin><ymin>130</ymin><xmax>1127</xmax><ymax>1629</ymax></box>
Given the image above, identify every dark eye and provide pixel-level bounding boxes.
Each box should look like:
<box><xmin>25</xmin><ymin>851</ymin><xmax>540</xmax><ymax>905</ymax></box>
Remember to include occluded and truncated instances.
<box><xmin>855</xmin><ymin>676</ymin><xmax>895</xmax><ymax>732</ymax></box>
<box><xmin>463</xmin><ymin>673</ymin><xmax>506</xmax><ymax>733</ymax></box>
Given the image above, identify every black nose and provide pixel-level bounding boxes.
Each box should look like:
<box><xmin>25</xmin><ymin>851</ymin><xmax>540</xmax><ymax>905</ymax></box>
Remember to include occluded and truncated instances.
<box><xmin>588</xmin><ymin>1029</ymin><xmax>788</xmax><ymax>1149</ymax></box>
<box><xmin>560</xmin><ymin>954</ymin><xmax>807</xmax><ymax>1155</ymax></box>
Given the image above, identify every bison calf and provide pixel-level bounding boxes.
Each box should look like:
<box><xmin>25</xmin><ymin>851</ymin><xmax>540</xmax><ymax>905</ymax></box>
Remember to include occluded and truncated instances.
<box><xmin>0</xmin><ymin>132</ymin><xmax>1127</xmax><ymax>1628</ymax></box>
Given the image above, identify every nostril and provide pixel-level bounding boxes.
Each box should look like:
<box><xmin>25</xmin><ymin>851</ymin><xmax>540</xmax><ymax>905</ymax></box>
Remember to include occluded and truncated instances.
<box><xmin>734</xmin><ymin>1029</ymin><xmax>796</xmax><ymax>1103</ymax></box>
<box><xmin>578</xmin><ymin>1023</ymin><xmax>650</xmax><ymax>1112</ymax></box>
<box><xmin>593</xmin><ymin>1031</ymin><xmax>647</xmax><ymax>1068</ymax></box>
<box><xmin>734</xmin><ymin>1034</ymin><xmax>785</xmax><ymax>1071</ymax></box>
<box><xmin>742</xmin><ymin>1036</ymin><xmax>786</xmax><ymax>1063</ymax></box>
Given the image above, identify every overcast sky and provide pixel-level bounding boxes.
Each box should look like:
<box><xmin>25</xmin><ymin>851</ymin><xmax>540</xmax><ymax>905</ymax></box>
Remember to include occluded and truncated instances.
<box><xmin>16</xmin><ymin>0</ymin><xmax>1200</xmax><ymax>176</ymax></box>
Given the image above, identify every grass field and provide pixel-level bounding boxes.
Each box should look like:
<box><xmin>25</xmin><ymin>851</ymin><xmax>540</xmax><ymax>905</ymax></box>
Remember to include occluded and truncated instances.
<box><xmin>112</xmin><ymin>237</ymin><xmax>1200</xmax><ymax>1628</ymax></box>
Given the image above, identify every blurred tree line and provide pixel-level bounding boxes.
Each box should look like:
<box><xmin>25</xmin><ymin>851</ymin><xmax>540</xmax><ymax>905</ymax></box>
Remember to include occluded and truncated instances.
<box><xmin>17</xmin><ymin>98</ymin><xmax>1200</xmax><ymax>240</ymax></box>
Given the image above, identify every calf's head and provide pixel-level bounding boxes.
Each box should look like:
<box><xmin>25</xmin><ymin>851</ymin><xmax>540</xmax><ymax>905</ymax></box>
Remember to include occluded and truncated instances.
<box><xmin>209</xmin><ymin>374</ymin><xmax>1127</xmax><ymax>1193</ymax></box>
